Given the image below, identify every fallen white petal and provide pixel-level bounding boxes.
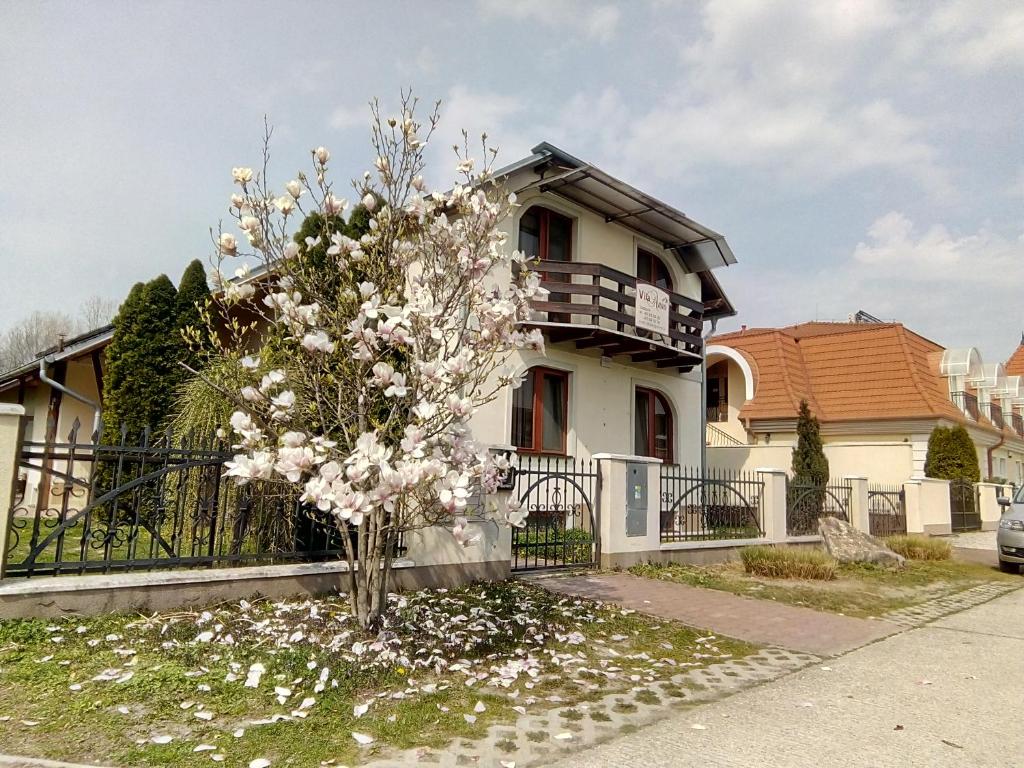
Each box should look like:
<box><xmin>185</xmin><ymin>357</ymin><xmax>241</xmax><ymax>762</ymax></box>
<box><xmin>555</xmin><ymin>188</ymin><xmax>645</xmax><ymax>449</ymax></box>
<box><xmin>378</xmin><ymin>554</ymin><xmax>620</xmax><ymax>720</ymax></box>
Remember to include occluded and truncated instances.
<box><xmin>554</xmin><ymin>732</ymin><xmax>573</xmax><ymax>740</ymax></box>
<box><xmin>691</xmin><ymin>724</ymin><xmax>707</xmax><ymax>730</ymax></box>
<box><xmin>352</xmin><ymin>731</ymin><xmax>375</xmax><ymax>745</ymax></box>
<box><xmin>353</xmin><ymin>702</ymin><xmax>369</xmax><ymax>718</ymax></box>
<box><xmin>474</xmin><ymin>700</ymin><xmax>486</xmax><ymax>713</ymax></box>
<box><xmin>249</xmin><ymin>760</ymin><xmax>271</xmax><ymax>768</ymax></box>
<box><xmin>193</xmin><ymin>745</ymin><xmax>217</xmax><ymax>753</ymax></box>
<box><xmin>151</xmin><ymin>735</ymin><xmax>172</xmax><ymax>744</ymax></box>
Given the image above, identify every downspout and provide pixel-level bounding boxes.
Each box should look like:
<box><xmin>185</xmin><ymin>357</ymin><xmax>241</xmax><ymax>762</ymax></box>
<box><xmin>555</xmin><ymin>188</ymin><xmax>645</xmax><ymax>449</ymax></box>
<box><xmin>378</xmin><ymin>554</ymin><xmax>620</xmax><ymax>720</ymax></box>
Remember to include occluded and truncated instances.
<box><xmin>39</xmin><ymin>357</ymin><xmax>102</xmax><ymax>439</ymax></box>
<box><xmin>987</xmin><ymin>433</ymin><xmax>1005</xmax><ymax>482</ymax></box>
<box><xmin>700</xmin><ymin>317</ymin><xmax>720</xmax><ymax>474</ymax></box>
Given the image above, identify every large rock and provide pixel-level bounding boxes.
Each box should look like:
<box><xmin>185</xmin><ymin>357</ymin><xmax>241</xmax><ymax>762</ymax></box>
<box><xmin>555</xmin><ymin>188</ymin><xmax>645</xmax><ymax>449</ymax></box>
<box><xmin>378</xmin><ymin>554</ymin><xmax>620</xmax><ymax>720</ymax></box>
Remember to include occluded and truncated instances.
<box><xmin>819</xmin><ymin>516</ymin><xmax>906</xmax><ymax>567</ymax></box>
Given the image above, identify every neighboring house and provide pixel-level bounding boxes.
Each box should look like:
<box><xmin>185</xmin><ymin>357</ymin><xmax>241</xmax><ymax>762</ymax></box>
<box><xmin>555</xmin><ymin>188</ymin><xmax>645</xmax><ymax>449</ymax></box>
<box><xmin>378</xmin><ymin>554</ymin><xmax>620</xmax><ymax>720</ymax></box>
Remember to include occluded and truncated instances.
<box><xmin>705</xmin><ymin>318</ymin><xmax>1024</xmax><ymax>484</ymax></box>
<box><xmin>470</xmin><ymin>142</ymin><xmax>737</xmax><ymax>467</ymax></box>
<box><xmin>0</xmin><ymin>325</ymin><xmax>111</xmax><ymax>509</ymax></box>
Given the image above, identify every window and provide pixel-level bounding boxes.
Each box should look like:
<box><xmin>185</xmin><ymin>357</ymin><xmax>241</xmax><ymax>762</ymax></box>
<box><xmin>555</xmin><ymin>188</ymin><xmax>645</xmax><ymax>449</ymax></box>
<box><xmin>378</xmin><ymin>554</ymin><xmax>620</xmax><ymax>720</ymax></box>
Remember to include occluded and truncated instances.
<box><xmin>635</xmin><ymin>387</ymin><xmax>673</xmax><ymax>462</ymax></box>
<box><xmin>519</xmin><ymin>206</ymin><xmax>572</xmax><ymax>263</ymax></box>
<box><xmin>512</xmin><ymin>367</ymin><xmax>569</xmax><ymax>454</ymax></box>
<box><xmin>520</xmin><ymin>206</ymin><xmax>573</xmax><ymax>322</ymax></box>
<box><xmin>637</xmin><ymin>249</ymin><xmax>673</xmax><ymax>291</ymax></box>
<box><xmin>706</xmin><ymin>361</ymin><xmax>728</xmax><ymax>422</ymax></box>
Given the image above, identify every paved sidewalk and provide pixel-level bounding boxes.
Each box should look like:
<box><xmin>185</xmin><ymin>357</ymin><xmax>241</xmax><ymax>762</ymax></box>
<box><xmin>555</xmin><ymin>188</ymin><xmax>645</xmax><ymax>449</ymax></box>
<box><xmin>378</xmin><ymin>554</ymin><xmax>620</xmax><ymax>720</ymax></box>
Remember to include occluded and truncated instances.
<box><xmin>548</xmin><ymin>586</ymin><xmax>1024</xmax><ymax>768</ymax></box>
<box><xmin>536</xmin><ymin>572</ymin><xmax>898</xmax><ymax>656</ymax></box>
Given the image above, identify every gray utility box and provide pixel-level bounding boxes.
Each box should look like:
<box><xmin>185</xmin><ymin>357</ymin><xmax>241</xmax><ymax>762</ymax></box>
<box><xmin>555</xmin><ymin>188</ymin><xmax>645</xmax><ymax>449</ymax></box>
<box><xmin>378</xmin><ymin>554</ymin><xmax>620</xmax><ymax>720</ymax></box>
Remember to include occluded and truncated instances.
<box><xmin>625</xmin><ymin>462</ymin><xmax>648</xmax><ymax>537</ymax></box>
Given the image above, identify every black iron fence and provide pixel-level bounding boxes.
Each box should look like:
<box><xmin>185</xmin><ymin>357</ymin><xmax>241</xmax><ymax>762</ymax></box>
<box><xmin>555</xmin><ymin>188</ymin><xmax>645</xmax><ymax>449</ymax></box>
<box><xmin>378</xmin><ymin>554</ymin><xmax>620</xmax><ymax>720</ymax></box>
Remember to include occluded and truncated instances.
<box><xmin>660</xmin><ymin>465</ymin><xmax>764</xmax><ymax>542</ymax></box>
<box><xmin>510</xmin><ymin>455</ymin><xmax>598</xmax><ymax>571</ymax></box>
<box><xmin>867</xmin><ymin>483</ymin><xmax>906</xmax><ymax>537</ymax></box>
<box><xmin>4</xmin><ymin>422</ymin><xmax>404</xmax><ymax>578</ymax></box>
<box><xmin>785</xmin><ymin>478</ymin><xmax>852</xmax><ymax>536</ymax></box>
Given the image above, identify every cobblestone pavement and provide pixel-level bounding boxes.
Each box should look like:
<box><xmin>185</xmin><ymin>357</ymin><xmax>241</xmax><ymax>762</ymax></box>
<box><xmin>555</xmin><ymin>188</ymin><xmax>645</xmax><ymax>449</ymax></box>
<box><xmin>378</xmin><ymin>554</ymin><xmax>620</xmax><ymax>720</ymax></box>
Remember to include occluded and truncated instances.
<box><xmin>364</xmin><ymin>646</ymin><xmax>819</xmax><ymax>768</ymax></box>
<box><xmin>547</xmin><ymin>586</ymin><xmax>1024</xmax><ymax>768</ymax></box>
<box><xmin>534</xmin><ymin>572</ymin><xmax>898</xmax><ymax>656</ymax></box>
<box><xmin>949</xmin><ymin>530</ymin><xmax>997</xmax><ymax>550</ymax></box>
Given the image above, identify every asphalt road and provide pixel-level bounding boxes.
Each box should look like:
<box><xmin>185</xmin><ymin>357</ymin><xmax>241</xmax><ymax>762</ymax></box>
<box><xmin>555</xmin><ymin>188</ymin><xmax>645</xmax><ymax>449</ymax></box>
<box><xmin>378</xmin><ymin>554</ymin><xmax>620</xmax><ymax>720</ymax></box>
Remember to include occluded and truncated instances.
<box><xmin>549</xmin><ymin>585</ymin><xmax>1024</xmax><ymax>768</ymax></box>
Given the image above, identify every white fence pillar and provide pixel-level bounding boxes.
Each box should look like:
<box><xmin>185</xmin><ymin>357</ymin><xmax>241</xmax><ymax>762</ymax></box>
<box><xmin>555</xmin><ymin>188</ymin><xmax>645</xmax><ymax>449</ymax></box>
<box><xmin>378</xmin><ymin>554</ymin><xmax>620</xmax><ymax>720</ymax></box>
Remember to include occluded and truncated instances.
<box><xmin>976</xmin><ymin>482</ymin><xmax>1006</xmax><ymax>531</ymax></box>
<box><xmin>843</xmin><ymin>475</ymin><xmax>870</xmax><ymax>533</ymax></box>
<box><xmin>0</xmin><ymin>404</ymin><xmax>25</xmax><ymax>579</ymax></box>
<box><xmin>756</xmin><ymin>468</ymin><xmax>788</xmax><ymax>542</ymax></box>
<box><xmin>593</xmin><ymin>453</ymin><xmax>662</xmax><ymax>569</ymax></box>
<box><xmin>903</xmin><ymin>480</ymin><xmax>923</xmax><ymax>534</ymax></box>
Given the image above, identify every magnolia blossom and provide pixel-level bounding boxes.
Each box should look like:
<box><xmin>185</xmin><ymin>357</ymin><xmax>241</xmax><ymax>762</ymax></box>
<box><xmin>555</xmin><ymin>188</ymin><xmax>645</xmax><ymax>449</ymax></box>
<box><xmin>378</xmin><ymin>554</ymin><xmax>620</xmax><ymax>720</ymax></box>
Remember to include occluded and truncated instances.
<box><xmin>240</xmin><ymin>355</ymin><xmax>260</xmax><ymax>370</ymax></box>
<box><xmin>274</xmin><ymin>195</ymin><xmax>296</xmax><ymax>215</ymax></box>
<box><xmin>219</xmin><ymin>233</ymin><xmax>238</xmax><ymax>255</ymax></box>
<box><xmin>275</xmin><ymin>446</ymin><xmax>318</xmax><ymax>482</ymax></box>
<box><xmin>225</xmin><ymin>450</ymin><xmax>274</xmax><ymax>484</ymax></box>
<box><xmin>285</xmin><ymin>180</ymin><xmax>303</xmax><ymax>199</ymax></box>
<box><xmin>361</xmin><ymin>193</ymin><xmax>377</xmax><ymax>212</ymax></box>
<box><xmin>451</xmin><ymin>516</ymin><xmax>482</xmax><ymax>548</ymax></box>
<box><xmin>301</xmin><ymin>331</ymin><xmax>335</xmax><ymax>354</ymax></box>
<box><xmin>314</xmin><ymin>146</ymin><xmax>330</xmax><ymax>165</ymax></box>
<box><xmin>232</xmin><ymin>167</ymin><xmax>254</xmax><ymax>184</ymax></box>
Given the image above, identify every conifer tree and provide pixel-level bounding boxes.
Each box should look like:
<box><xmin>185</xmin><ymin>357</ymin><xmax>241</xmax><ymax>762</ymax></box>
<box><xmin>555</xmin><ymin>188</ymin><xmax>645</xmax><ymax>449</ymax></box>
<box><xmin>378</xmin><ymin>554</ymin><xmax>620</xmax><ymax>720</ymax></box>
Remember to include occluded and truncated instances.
<box><xmin>102</xmin><ymin>275</ymin><xmax>180</xmax><ymax>440</ymax></box>
<box><xmin>791</xmin><ymin>399</ymin><xmax>829</xmax><ymax>486</ymax></box>
<box><xmin>175</xmin><ymin>259</ymin><xmax>211</xmax><ymax>372</ymax></box>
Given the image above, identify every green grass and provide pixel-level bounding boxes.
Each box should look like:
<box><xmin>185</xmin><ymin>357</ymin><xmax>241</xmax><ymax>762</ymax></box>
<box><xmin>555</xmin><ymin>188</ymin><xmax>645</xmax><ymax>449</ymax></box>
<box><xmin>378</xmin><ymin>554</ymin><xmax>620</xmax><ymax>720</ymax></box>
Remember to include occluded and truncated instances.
<box><xmin>0</xmin><ymin>581</ymin><xmax>755</xmax><ymax>766</ymax></box>
<box><xmin>739</xmin><ymin>545</ymin><xmax>837</xmax><ymax>580</ymax></box>
<box><xmin>886</xmin><ymin>534</ymin><xmax>952</xmax><ymax>561</ymax></box>
<box><xmin>629</xmin><ymin>554</ymin><xmax>1019</xmax><ymax>619</ymax></box>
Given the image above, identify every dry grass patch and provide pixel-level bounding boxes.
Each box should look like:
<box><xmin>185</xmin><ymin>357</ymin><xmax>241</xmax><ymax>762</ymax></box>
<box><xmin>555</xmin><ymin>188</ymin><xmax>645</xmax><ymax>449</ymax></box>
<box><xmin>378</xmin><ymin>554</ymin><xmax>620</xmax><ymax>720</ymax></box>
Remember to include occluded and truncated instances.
<box><xmin>886</xmin><ymin>535</ymin><xmax>952</xmax><ymax>561</ymax></box>
<box><xmin>739</xmin><ymin>545</ymin><xmax>837</xmax><ymax>580</ymax></box>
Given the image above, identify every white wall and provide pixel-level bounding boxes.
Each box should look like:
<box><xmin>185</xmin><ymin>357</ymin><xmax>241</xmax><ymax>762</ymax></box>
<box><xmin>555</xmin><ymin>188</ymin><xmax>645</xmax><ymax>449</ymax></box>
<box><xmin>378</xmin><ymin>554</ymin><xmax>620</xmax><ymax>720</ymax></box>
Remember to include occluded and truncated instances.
<box><xmin>708</xmin><ymin>441</ymin><xmax>916</xmax><ymax>484</ymax></box>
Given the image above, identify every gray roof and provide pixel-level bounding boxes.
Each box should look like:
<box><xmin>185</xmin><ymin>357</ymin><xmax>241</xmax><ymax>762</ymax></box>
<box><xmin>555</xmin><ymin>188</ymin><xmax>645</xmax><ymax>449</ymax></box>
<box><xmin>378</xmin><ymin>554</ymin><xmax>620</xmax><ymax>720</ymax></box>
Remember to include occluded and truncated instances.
<box><xmin>0</xmin><ymin>324</ymin><xmax>113</xmax><ymax>388</ymax></box>
<box><xmin>495</xmin><ymin>142</ymin><xmax>737</xmax><ymax>272</ymax></box>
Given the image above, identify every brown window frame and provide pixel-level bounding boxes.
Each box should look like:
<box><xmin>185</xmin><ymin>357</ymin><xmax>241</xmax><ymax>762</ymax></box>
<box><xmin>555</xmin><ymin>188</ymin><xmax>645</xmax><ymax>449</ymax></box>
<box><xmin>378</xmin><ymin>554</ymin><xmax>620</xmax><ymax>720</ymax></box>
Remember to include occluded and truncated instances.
<box><xmin>519</xmin><ymin>205</ymin><xmax>573</xmax><ymax>263</ymax></box>
<box><xmin>512</xmin><ymin>366</ymin><xmax>570</xmax><ymax>455</ymax></box>
<box><xmin>637</xmin><ymin>249</ymin><xmax>673</xmax><ymax>292</ymax></box>
<box><xmin>635</xmin><ymin>386</ymin><xmax>674</xmax><ymax>463</ymax></box>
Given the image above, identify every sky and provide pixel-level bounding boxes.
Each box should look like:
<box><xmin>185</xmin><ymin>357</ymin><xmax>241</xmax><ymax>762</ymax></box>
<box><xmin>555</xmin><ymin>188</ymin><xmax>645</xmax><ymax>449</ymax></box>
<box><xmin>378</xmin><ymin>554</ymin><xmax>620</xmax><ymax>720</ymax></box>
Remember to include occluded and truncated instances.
<box><xmin>1</xmin><ymin>0</ymin><xmax>1022</xmax><ymax>361</ymax></box>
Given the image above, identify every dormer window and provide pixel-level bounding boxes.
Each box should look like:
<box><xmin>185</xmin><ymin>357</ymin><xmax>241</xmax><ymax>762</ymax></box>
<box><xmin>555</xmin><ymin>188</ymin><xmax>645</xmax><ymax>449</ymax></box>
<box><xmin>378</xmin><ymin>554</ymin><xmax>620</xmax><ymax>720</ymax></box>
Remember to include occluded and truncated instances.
<box><xmin>637</xmin><ymin>249</ymin><xmax>673</xmax><ymax>291</ymax></box>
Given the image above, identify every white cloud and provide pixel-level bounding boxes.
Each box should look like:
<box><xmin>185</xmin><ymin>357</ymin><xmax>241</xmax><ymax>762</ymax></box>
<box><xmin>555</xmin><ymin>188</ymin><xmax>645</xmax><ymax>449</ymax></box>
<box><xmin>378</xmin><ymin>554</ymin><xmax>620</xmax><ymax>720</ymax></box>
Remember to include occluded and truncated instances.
<box><xmin>477</xmin><ymin>0</ymin><xmax>621</xmax><ymax>43</ymax></box>
<box><xmin>850</xmin><ymin>211</ymin><xmax>1024</xmax><ymax>285</ymax></box>
<box><xmin>428</xmin><ymin>86</ymin><xmax>530</xmax><ymax>179</ymax></box>
<box><xmin>329</xmin><ymin>103</ymin><xmax>372</xmax><ymax>131</ymax></box>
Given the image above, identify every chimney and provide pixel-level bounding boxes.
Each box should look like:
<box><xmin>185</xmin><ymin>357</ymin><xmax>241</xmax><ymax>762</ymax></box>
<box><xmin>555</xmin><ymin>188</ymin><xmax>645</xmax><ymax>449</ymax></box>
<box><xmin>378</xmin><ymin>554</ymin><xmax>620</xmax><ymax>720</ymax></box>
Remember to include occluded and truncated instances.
<box><xmin>57</xmin><ymin>333</ymin><xmax>66</xmax><ymax>352</ymax></box>
<box><xmin>740</xmin><ymin>325</ymin><xmax>747</xmax><ymax>333</ymax></box>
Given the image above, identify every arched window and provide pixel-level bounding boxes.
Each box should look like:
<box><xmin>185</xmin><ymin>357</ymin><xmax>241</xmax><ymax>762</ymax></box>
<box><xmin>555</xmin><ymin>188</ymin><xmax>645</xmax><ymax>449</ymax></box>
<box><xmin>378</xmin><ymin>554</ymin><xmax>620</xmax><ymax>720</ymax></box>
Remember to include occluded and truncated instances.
<box><xmin>512</xmin><ymin>366</ymin><xmax>569</xmax><ymax>454</ymax></box>
<box><xmin>637</xmin><ymin>249</ymin><xmax>673</xmax><ymax>291</ymax></box>
<box><xmin>635</xmin><ymin>387</ymin><xmax>673</xmax><ymax>462</ymax></box>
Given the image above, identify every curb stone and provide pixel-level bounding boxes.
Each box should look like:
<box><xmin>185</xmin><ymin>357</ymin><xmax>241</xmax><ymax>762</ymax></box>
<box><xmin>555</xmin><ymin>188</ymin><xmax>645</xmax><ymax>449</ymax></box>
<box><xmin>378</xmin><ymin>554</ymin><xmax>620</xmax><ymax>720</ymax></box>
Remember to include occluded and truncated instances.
<box><xmin>879</xmin><ymin>581</ymin><xmax>1021</xmax><ymax>627</ymax></box>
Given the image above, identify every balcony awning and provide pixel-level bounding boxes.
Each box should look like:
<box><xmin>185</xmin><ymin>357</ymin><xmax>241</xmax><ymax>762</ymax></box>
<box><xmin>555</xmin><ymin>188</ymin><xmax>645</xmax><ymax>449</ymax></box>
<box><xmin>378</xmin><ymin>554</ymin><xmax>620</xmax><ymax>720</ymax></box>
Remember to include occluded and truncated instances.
<box><xmin>500</xmin><ymin>142</ymin><xmax>737</xmax><ymax>272</ymax></box>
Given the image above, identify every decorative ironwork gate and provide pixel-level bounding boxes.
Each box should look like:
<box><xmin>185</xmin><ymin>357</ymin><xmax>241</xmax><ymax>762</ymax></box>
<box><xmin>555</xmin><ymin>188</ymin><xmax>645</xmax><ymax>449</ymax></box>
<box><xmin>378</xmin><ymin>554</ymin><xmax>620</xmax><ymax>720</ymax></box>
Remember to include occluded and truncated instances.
<box><xmin>510</xmin><ymin>455</ymin><xmax>598</xmax><ymax>572</ymax></box>
<box><xmin>949</xmin><ymin>478</ymin><xmax>980</xmax><ymax>532</ymax></box>
<box><xmin>867</xmin><ymin>484</ymin><xmax>906</xmax><ymax>537</ymax></box>
<box><xmin>4</xmin><ymin>422</ymin><xmax>367</xmax><ymax>578</ymax></box>
<box><xmin>786</xmin><ymin>479</ymin><xmax>852</xmax><ymax>536</ymax></box>
<box><xmin>660</xmin><ymin>465</ymin><xmax>763</xmax><ymax>542</ymax></box>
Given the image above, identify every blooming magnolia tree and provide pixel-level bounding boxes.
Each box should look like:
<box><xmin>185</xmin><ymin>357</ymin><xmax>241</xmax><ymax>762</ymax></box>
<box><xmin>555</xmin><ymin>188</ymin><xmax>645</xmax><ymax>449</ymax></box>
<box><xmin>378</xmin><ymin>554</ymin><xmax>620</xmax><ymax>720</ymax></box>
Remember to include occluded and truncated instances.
<box><xmin>199</xmin><ymin>94</ymin><xmax>546</xmax><ymax>629</ymax></box>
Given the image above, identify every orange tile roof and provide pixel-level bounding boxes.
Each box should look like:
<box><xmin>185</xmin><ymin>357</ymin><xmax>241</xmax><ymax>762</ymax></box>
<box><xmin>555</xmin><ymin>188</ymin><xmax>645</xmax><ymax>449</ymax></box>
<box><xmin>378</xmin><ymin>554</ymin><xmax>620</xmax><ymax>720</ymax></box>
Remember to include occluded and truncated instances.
<box><xmin>710</xmin><ymin>322</ymin><xmax>982</xmax><ymax>427</ymax></box>
<box><xmin>1007</xmin><ymin>338</ymin><xmax>1024</xmax><ymax>377</ymax></box>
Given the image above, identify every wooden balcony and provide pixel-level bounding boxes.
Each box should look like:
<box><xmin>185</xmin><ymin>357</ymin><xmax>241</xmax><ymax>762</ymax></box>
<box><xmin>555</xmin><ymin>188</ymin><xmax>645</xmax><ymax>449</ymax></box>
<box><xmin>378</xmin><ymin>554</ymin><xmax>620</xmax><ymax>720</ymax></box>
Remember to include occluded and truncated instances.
<box><xmin>1013</xmin><ymin>413</ymin><xmax>1024</xmax><ymax>436</ymax></box>
<box><xmin>520</xmin><ymin>261</ymin><xmax>704</xmax><ymax>371</ymax></box>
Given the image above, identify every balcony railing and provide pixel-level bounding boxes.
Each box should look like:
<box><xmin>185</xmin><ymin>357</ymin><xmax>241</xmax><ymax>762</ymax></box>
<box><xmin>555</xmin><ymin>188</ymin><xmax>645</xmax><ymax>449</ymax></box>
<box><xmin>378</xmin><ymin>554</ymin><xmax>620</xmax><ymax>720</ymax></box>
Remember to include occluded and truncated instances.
<box><xmin>1013</xmin><ymin>413</ymin><xmax>1024</xmax><ymax>436</ymax></box>
<box><xmin>706</xmin><ymin>403</ymin><xmax>728</xmax><ymax>423</ymax></box>
<box><xmin>982</xmin><ymin>401</ymin><xmax>1005</xmax><ymax>429</ymax></box>
<box><xmin>952</xmin><ymin>391</ymin><xmax>980</xmax><ymax>420</ymax></box>
<box><xmin>521</xmin><ymin>261</ymin><xmax>704</xmax><ymax>371</ymax></box>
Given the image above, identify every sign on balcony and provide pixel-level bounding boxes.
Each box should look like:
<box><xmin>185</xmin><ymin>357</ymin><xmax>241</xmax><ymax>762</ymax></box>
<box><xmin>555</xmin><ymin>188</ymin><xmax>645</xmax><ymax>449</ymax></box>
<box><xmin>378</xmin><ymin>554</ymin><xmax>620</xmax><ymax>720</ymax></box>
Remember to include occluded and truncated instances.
<box><xmin>635</xmin><ymin>283</ymin><xmax>670</xmax><ymax>335</ymax></box>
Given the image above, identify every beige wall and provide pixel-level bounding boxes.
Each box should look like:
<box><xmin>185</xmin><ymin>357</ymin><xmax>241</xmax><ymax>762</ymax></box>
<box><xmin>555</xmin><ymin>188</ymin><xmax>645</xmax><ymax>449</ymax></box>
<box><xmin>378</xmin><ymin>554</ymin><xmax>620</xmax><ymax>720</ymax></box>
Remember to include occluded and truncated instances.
<box><xmin>501</xmin><ymin>185</ymin><xmax>703</xmax><ymax>305</ymax></box>
<box><xmin>708</xmin><ymin>441</ymin><xmax>915</xmax><ymax>485</ymax></box>
<box><xmin>471</xmin><ymin>344</ymin><xmax>702</xmax><ymax>466</ymax></box>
